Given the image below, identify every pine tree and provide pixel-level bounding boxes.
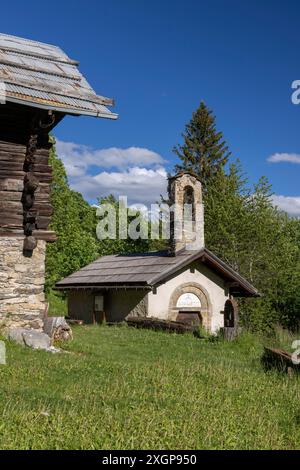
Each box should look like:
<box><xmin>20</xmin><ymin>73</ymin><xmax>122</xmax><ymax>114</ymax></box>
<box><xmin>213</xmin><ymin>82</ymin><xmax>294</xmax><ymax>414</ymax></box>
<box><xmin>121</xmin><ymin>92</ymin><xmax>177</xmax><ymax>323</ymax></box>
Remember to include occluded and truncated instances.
<box><xmin>174</xmin><ymin>101</ymin><xmax>231</xmax><ymax>187</ymax></box>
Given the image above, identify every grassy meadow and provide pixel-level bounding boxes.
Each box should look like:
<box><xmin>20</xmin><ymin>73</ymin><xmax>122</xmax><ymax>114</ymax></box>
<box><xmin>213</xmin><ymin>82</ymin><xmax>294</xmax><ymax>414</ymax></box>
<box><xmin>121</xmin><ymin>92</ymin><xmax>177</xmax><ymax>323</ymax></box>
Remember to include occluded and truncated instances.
<box><xmin>0</xmin><ymin>325</ymin><xmax>300</xmax><ymax>450</ymax></box>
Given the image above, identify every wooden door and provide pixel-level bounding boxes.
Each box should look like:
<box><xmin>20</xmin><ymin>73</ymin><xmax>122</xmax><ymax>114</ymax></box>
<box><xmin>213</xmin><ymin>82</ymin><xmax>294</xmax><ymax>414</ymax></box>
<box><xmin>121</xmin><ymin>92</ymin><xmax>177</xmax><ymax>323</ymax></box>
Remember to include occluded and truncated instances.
<box><xmin>176</xmin><ymin>311</ymin><xmax>202</xmax><ymax>326</ymax></box>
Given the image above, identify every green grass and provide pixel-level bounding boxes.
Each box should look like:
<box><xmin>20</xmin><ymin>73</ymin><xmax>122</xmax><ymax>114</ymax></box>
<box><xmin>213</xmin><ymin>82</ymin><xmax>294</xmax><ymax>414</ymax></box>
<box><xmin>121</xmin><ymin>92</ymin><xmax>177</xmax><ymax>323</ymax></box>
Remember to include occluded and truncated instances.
<box><xmin>0</xmin><ymin>325</ymin><xmax>300</xmax><ymax>450</ymax></box>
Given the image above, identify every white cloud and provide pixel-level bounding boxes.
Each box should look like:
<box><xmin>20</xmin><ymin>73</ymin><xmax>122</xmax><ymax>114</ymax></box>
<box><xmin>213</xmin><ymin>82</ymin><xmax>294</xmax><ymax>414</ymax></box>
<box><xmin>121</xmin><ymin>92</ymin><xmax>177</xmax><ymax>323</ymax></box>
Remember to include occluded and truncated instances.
<box><xmin>55</xmin><ymin>139</ymin><xmax>169</xmax><ymax>204</ymax></box>
<box><xmin>272</xmin><ymin>195</ymin><xmax>300</xmax><ymax>216</ymax></box>
<box><xmin>56</xmin><ymin>139</ymin><xmax>166</xmax><ymax>177</ymax></box>
<box><xmin>267</xmin><ymin>153</ymin><xmax>300</xmax><ymax>164</ymax></box>
<box><xmin>72</xmin><ymin>167</ymin><xmax>168</xmax><ymax>204</ymax></box>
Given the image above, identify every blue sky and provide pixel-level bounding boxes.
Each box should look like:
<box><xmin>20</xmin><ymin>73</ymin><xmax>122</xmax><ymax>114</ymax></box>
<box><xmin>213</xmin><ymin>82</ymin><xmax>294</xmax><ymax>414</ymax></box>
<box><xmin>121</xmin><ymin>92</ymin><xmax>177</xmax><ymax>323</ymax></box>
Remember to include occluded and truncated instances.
<box><xmin>2</xmin><ymin>0</ymin><xmax>300</xmax><ymax>212</ymax></box>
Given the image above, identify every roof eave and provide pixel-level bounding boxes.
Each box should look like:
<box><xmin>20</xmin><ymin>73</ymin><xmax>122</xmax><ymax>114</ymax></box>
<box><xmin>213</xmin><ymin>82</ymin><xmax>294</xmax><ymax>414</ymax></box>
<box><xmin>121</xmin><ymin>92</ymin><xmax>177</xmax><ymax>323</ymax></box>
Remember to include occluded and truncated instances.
<box><xmin>148</xmin><ymin>248</ymin><xmax>259</xmax><ymax>298</ymax></box>
<box><xmin>202</xmin><ymin>249</ymin><xmax>259</xmax><ymax>297</ymax></box>
<box><xmin>5</xmin><ymin>95</ymin><xmax>118</xmax><ymax>119</ymax></box>
<box><xmin>55</xmin><ymin>283</ymin><xmax>151</xmax><ymax>291</ymax></box>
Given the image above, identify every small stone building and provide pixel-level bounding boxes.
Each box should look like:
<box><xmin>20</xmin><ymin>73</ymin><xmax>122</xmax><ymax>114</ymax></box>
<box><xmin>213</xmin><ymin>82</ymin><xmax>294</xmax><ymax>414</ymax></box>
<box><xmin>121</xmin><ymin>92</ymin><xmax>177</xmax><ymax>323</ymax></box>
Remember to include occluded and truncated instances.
<box><xmin>0</xmin><ymin>33</ymin><xmax>116</xmax><ymax>330</ymax></box>
<box><xmin>56</xmin><ymin>172</ymin><xmax>258</xmax><ymax>333</ymax></box>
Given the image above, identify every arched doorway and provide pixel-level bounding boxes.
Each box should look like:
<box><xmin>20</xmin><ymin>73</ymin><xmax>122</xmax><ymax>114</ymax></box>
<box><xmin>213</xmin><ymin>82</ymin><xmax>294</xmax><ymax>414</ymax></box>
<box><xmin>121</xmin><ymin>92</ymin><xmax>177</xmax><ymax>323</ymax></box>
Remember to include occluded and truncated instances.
<box><xmin>168</xmin><ymin>282</ymin><xmax>212</xmax><ymax>330</ymax></box>
<box><xmin>176</xmin><ymin>292</ymin><xmax>202</xmax><ymax>326</ymax></box>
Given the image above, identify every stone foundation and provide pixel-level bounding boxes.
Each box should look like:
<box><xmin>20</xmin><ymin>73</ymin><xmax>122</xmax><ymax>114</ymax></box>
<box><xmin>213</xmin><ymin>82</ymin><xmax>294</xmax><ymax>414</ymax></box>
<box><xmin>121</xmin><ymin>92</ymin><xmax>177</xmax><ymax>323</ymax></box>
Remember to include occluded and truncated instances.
<box><xmin>0</xmin><ymin>237</ymin><xmax>46</xmax><ymax>330</ymax></box>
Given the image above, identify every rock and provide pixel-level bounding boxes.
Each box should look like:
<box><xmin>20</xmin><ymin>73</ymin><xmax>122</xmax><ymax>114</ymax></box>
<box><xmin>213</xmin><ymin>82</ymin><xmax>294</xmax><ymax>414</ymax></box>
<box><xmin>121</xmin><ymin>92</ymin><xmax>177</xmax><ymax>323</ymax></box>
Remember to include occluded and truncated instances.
<box><xmin>7</xmin><ymin>327</ymin><xmax>27</xmax><ymax>345</ymax></box>
<box><xmin>6</xmin><ymin>326</ymin><xmax>64</xmax><ymax>353</ymax></box>
<box><xmin>2</xmin><ymin>316</ymin><xmax>43</xmax><ymax>331</ymax></box>
<box><xmin>22</xmin><ymin>330</ymin><xmax>51</xmax><ymax>350</ymax></box>
<box><xmin>43</xmin><ymin>317</ymin><xmax>73</xmax><ymax>342</ymax></box>
<box><xmin>47</xmin><ymin>346</ymin><xmax>62</xmax><ymax>354</ymax></box>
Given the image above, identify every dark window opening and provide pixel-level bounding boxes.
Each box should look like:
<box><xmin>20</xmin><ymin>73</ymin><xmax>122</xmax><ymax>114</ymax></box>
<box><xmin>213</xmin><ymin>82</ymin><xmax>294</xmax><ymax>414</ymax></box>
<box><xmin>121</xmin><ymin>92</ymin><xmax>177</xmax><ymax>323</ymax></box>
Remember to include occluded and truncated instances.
<box><xmin>183</xmin><ymin>185</ymin><xmax>195</xmax><ymax>222</ymax></box>
<box><xmin>176</xmin><ymin>311</ymin><xmax>202</xmax><ymax>326</ymax></box>
<box><xmin>224</xmin><ymin>299</ymin><xmax>235</xmax><ymax>328</ymax></box>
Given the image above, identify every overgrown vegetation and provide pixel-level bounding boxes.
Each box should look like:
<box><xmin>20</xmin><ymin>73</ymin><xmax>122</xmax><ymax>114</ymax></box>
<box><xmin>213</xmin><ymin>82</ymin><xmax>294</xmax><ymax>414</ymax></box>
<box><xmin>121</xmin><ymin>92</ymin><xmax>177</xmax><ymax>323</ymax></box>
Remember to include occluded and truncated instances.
<box><xmin>174</xmin><ymin>102</ymin><xmax>300</xmax><ymax>331</ymax></box>
<box><xmin>1</xmin><ymin>325</ymin><xmax>300</xmax><ymax>450</ymax></box>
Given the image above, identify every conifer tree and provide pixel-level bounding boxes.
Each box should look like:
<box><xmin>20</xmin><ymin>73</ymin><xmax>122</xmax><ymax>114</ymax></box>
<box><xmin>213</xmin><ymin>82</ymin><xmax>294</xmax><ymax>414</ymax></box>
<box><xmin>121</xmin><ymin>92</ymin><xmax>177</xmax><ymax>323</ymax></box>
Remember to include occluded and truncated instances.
<box><xmin>174</xmin><ymin>101</ymin><xmax>231</xmax><ymax>187</ymax></box>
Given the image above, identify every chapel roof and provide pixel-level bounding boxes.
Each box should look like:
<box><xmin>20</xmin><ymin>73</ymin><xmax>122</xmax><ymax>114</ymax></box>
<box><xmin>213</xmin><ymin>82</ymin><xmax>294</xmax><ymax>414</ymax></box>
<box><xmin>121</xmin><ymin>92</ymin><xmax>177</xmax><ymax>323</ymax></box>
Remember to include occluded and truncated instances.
<box><xmin>55</xmin><ymin>248</ymin><xmax>259</xmax><ymax>297</ymax></box>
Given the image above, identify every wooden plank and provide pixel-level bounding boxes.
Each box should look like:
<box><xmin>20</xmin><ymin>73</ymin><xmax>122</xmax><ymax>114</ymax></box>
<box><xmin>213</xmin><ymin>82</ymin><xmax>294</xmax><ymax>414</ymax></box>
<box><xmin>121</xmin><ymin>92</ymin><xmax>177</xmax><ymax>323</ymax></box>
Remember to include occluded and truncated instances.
<box><xmin>0</xmin><ymin>162</ymin><xmax>24</xmax><ymax>171</ymax></box>
<box><xmin>0</xmin><ymin>178</ymin><xmax>25</xmax><ymax>185</ymax></box>
<box><xmin>36</xmin><ymin>215</ymin><xmax>52</xmax><ymax>229</ymax></box>
<box><xmin>0</xmin><ymin>153</ymin><xmax>25</xmax><ymax>161</ymax></box>
<box><xmin>0</xmin><ymin>203</ymin><xmax>53</xmax><ymax>217</ymax></box>
<box><xmin>0</xmin><ymin>169</ymin><xmax>25</xmax><ymax>178</ymax></box>
<box><xmin>0</xmin><ymin>179</ymin><xmax>24</xmax><ymax>191</ymax></box>
<box><xmin>0</xmin><ymin>155</ymin><xmax>49</xmax><ymax>165</ymax></box>
<box><xmin>33</xmin><ymin>164</ymin><xmax>52</xmax><ymax>173</ymax></box>
<box><xmin>262</xmin><ymin>346</ymin><xmax>300</xmax><ymax>375</ymax></box>
<box><xmin>0</xmin><ymin>191</ymin><xmax>22</xmax><ymax>201</ymax></box>
<box><xmin>32</xmin><ymin>204</ymin><xmax>54</xmax><ymax>217</ymax></box>
<box><xmin>31</xmin><ymin>172</ymin><xmax>52</xmax><ymax>183</ymax></box>
<box><xmin>0</xmin><ymin>228</ymin><xmax>24</xmax><ymax>236</ymax></box>
<box><xmin>35</xmin><ymin>149</ymin><xmax>52</xmax><ymax>157</ymax></box>
<box><xmin>0</xmin><ymin>214</ymin><xmax>23</xmax><ymax>225</ymax></box>
<box><xmin>0</xmin><ymin>201</ymin><xmax>23</xmax><ymax>211</ymax></box>
<box><xmin>32</xmin><ymin>230</ymin><xmax>57</xmax><ymax>242</ymax></box>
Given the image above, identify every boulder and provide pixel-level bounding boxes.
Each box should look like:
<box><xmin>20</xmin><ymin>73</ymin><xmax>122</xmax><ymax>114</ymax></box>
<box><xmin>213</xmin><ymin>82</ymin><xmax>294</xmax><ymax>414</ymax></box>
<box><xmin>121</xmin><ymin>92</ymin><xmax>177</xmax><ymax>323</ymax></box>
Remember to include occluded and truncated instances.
<box><xmin>22</xmin><ymin>330</ymin><xmax>51</xmax><ymax>350</ymax></box>
<box><xmin>6</xmin><ymin>327</ymin><xmax>62</xmax><ymax>353</ymax></box>
<box><xmin>7</xmin><ymin>327</ymin><xmax>27</xmax><ymax>345</ymax></box>
<box><xmin>43</xmin><ymin>317</ymin><xmax>73</xmax><ymax>342</ymax></box>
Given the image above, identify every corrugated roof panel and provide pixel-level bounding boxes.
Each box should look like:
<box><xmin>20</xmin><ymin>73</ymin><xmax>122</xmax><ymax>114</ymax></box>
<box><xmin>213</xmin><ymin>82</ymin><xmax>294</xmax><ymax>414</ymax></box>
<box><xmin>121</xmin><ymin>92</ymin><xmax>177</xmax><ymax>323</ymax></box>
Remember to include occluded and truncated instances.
<box><xmin>0</xmin><ymin>34</ymin><xmax>69</xmax><ymax>61</ymax></box>
<box><xmin>5</xmin><ymin>84</ymin><xmax>116</xmax><ymax>117</ymax></box>
<box><xmin>0</xmin><ymin>32</ymin><xmax>117</xmax><ymax>118</ymax></box>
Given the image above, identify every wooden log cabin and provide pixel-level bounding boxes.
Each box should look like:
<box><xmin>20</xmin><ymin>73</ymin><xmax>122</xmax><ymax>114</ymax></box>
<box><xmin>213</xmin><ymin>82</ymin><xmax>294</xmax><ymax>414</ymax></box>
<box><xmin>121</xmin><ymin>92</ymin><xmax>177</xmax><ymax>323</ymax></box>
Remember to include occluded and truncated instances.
<box><xmin>0</xmin><ymin>33</ymin><xmax>117</xmax><ymax>329</ymax></box>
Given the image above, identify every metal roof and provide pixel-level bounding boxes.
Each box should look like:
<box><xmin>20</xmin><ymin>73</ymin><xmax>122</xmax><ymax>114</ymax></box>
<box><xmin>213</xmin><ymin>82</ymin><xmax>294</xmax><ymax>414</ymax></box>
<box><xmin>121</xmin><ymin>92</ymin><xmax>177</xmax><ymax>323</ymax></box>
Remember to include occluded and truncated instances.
<box><xmin>55</xmin><ymin>248</ymin><xmax>259</xmax><ymax>297</ymax></box>
<box><xmin>0</xmin><ymin>33</ymin><xmax>117</xmax><ymax>118</ymax></box>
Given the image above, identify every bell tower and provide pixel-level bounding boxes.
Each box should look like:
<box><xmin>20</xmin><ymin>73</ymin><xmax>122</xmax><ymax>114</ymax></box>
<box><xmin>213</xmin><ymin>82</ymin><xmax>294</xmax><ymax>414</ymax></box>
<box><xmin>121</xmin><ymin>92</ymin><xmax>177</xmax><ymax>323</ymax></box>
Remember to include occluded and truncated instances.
<box><xmin>168</xmin><ymin>171</ymin><xmax>205</xmax><ymax>255</ymax></box>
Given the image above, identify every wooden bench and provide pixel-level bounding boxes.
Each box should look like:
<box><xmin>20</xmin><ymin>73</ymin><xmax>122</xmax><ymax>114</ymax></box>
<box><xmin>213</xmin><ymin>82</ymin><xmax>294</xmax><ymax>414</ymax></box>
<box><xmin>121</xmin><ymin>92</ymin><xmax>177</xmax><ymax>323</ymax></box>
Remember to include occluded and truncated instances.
<box><xmin>262</xmin><ymin>347</ymin><xmax>300</xmax><ymax>376</ymax></box>
<box><xmin>126</xmin><ymin>316</ymin><xmax>198</xmax><ymax>335</ymax></box>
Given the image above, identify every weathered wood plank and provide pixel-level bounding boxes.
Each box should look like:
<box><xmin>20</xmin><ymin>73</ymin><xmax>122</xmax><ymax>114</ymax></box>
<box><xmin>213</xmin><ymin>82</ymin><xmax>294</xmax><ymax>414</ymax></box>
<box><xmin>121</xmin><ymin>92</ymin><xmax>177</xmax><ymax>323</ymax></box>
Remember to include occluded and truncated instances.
<box><xmin>0</xmin><ymin>227</ymin><xmax>24</xmax><ymax>236</ymax></box>
<box><xmin>0</xmin><ymin>162</ymin><xmax>24</xmax><ymax>171</ymax></box>
<box><xmin>0</xmin><ymin>214</ymin><xmax>23</xmax><ymax>225</ymax></box>
<box><xmin>33</xmin><ymin>164</ymin><xmax>52</xmax><ymax>173</ymax></box>
<box><xmin>262</xmin><ymin>347</ymin><xmax>300</xmax><ymax>375</ymax></box>
<box><xmin>0</xmin><ymin>155</ymin><xmax>49</xmax><ymax>165</ymax></box>
<box><xmin>0</xmin><ymin>191</ymin><xmax>22</xmax><ymax>201</ymax></box>
<box><xmin>0</xmin><ymin>201</ymin><xmax>23</xmax><ymax>211</ymax></box>
<box><xmin>36</xmin><ymin>215</ymin><xmax>52</xmax><ymax>229</ymax></box>
<box><xmin>0</xmin><ymin>169</ymin><xmax>24</xmax><ymax>178</ymax></box>
<box><xmin>0</xmin><ymin>179</ymin><xmax>25</xmax><ymax>185</ymax></box>
<box><xmin>0</xmin><ymin>179</ymin><xmax>24</xmax><ymax>191</ymax></box>
<box><xmin>32</xmin><ymin>230</ymin><xmax>57</xmax><ymax>242</ymax></box>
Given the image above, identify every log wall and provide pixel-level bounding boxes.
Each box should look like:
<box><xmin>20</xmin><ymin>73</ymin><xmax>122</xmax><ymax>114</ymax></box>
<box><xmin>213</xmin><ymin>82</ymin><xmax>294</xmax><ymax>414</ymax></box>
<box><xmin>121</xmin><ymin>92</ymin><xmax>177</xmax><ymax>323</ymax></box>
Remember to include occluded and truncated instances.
<box><xmin>0</xmin><ymin>102</ymin><xmax>64</xmax><ymax>329</ymax></box>
<box><xmin>0</xmin><ymin>102</ymin><xmax>60</xmax><ymax>242</ymax></box>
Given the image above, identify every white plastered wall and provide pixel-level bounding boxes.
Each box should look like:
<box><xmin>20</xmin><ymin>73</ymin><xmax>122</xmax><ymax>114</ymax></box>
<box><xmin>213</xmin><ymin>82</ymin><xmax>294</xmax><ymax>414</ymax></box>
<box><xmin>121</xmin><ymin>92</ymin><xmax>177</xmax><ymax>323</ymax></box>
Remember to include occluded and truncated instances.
<box><xmin>147</xmin><ymin>261</ymin><xmax>229</xmax><ymax>333</ymax></box>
